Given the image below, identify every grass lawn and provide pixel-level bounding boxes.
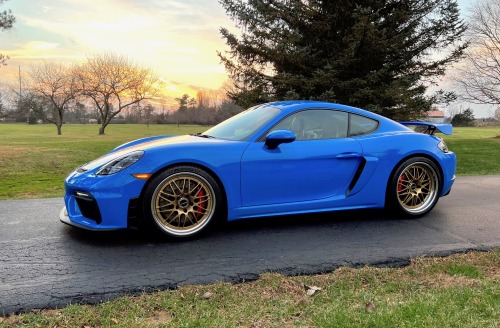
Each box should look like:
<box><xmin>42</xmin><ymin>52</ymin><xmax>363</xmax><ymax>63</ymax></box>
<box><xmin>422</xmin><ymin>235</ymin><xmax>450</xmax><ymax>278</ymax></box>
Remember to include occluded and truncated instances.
<box><xmin>443</xmin><ymin>127</ymin><xmax>500</xmax><ymax>176</ymax></box>
<box><xmin>0</xmin><ymin>124</ymin><xmax>499</xmax><ymax>325</ymax></box>
<box><xmin>1</xmin><ymin>251</ymin><xmax>498</xmax><ymax>327</ymax></box>
<box><xmin>0</xmin><ymin>123</ymin><xmax>206</xmax><ymax>200</ymax></box>
<box><xmin>0</xmin><ymin>123</ymin><xmax>499</xmax><ymax>200</ymax></box>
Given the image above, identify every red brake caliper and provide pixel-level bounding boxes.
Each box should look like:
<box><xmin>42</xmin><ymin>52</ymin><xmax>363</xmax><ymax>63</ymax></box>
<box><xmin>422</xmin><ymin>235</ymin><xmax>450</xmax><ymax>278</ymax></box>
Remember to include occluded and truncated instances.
<box><xmin>398</xmin><ymin>174</ymin><xmax>405</xmax><ymax>192</ymax></box>
<box><xmin>196</xmin><ymin>188</ymin><xmax>206</xmax><ymax>218</ymax></box>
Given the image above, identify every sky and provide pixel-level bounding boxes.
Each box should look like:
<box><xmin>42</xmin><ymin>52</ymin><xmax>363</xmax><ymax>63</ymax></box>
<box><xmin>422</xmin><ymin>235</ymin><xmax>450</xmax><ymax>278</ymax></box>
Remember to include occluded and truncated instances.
<box><xmin>0</xmin><ymin>0</ymin><xmax>237</xmax><ymax>103</ymax></box>
<box><xmin>0</xmin><ymin>0</ymin><xmax>494</xmax><ymax>116</ymax></box>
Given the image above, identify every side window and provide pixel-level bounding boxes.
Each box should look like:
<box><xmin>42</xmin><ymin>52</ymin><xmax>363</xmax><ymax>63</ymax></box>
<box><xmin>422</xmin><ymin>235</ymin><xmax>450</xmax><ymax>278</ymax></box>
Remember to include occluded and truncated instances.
<box><xmin>270</xmin><ymin>109</ymin><xmax>348</xmax><ymax>140</ymax></box>
<box><xmin>349</xmin><ymin>114</ymin><xmax>378</xmax><ymax>137</ymax></box>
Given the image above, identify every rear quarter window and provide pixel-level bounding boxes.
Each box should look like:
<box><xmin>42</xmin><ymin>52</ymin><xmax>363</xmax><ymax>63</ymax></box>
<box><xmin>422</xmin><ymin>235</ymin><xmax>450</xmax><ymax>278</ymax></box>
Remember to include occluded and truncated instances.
<box><xmin>349</xmin><ymin>114</ymin><xmax>378</xmax><ymax>137</ymax></box>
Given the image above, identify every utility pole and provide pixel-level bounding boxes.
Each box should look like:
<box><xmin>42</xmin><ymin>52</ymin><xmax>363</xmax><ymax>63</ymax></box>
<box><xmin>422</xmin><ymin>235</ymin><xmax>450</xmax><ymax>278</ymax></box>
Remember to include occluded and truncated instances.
<box><xmin>18</xmin><ymin>65</ymin><xmax>22</xmax><ymax>99</ymax></box>
<box><xmin>18</xmin><ymin>65</ymin><xmax>22</xmax><ymax>120</ymax></box>
<box><xmin>18</xmin><ymin>65</ymin><xmax>28</xmax><ymax>123</ymax></box>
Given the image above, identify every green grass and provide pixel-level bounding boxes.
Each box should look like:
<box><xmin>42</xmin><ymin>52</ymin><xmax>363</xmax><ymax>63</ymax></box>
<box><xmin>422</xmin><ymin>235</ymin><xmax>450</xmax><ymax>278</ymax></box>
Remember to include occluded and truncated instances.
<box><xmin>0</xmin><ymin>125</ymin><xmax>499</xmax><ymax>325</ymax></box>
<box><xmin>0</xmin><ymin>123</ymin><xmax>206</xmax><ymax>200</ymax></box>
<box><xmin>443</xmin><ymin>127</ymin><xmax>500</xmax><ymax>176</ymax></box>
<box><xmin>1</xmin><ymin>251</ymin><xmax>499</xmax><ymax>327</ymax></box>
<box><xmin>0</xmin><ymin>124</ymin><xmax>499</xmax><ymax>200</ymax></box>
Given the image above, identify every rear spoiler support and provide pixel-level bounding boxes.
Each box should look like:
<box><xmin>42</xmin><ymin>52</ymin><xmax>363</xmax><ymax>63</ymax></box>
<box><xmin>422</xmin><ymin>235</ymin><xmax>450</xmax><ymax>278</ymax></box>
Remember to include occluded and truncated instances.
<box><xmin>398</xmin><ymin>122</ymin><xmax>453</xmax><ymax>135</ymax></box>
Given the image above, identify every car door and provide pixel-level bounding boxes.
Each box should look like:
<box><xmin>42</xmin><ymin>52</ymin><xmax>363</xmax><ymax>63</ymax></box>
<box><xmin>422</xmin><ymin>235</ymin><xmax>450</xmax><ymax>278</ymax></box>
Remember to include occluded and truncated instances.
<box><xmin>240</xmin><ymin>109</ymin><xmax>363</xmax><ymax>207</ymax></box>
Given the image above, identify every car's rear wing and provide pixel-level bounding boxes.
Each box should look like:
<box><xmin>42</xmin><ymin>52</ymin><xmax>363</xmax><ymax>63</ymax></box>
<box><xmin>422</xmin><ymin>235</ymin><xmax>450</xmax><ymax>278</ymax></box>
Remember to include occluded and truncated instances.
<box><xmin>398</xmin><ymin>122</ymin><xmax>453</xmax><ymax>135</ymax></box>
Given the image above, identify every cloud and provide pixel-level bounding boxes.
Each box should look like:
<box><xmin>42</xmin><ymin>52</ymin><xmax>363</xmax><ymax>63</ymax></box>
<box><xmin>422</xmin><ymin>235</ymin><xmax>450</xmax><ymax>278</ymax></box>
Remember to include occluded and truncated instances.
<box><xmin>4</xmin><ymin>41</ymin><xmax>62</xmax><ymax>58</ymax></box>
<box><xmin>22</xmin><ymin>41</ymin><xmax>59</xmax><ymax>51</ymax></box>
<box><xmin>1</xmin><ymin>0</ymin><xmax>232</xmax><ymax>90</ymax></box>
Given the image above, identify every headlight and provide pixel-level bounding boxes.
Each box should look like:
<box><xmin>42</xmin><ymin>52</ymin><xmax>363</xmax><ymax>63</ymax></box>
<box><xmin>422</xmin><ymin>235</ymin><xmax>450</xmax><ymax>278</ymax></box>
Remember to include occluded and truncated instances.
<box><xmin>437</xmin><ymin>139</ymin><xmax>449</xmax><ymax>153</ymax></box>
<box><xmin>96</xmin><ymin>151</ymin><xmax>144</xmax><ymax>175</ymax></box>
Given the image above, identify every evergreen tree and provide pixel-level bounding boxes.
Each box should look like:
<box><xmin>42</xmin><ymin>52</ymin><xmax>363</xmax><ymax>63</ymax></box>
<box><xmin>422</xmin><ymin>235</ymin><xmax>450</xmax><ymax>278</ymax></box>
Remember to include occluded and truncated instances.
<box><xmin>0</xmin><ymin>0</ymin><xmax>15</xmax><ymax>67</ymax></box>
<box><xmin>175</xmin><ymin>94</ymin><xmax>190</xmax><ymax>112</ymax></box>
<box><xmin>451</xmin><ymin>108</ymin><xmax>475</xmax><ymax>126</ymax></box>
<box><xmin>218</xmin><ymin>0</ymin><xmax>467</xmax><ymax>119</ymax></box>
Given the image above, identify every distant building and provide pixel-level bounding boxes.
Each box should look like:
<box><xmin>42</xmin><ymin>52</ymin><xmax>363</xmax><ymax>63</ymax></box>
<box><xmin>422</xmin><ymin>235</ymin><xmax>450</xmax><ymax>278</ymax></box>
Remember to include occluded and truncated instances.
<box><xmin>427</xmin><ymin>110</ymin><xmax>445</xmax><ymax>123</ymax></box>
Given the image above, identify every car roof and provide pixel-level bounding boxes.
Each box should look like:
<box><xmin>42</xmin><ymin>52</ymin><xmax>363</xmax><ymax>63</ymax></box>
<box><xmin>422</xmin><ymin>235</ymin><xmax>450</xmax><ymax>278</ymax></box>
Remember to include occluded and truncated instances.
<box><xmin>257</xmin><ymin>101</ymin><xmax>412</xmax><ymax>137</ymax></box>
<box><xmin>263</xmin><ymin>101</ymin><xmax>386</xmax><ymax>121</ymax></box>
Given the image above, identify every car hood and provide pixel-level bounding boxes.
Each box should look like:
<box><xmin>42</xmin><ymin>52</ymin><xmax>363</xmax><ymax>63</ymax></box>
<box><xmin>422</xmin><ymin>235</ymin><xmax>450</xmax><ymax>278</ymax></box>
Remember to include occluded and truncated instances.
<box><xmin>80</xmin><ymin>135</ymin><xmax>222</xmax><ymax>172</ymax></box>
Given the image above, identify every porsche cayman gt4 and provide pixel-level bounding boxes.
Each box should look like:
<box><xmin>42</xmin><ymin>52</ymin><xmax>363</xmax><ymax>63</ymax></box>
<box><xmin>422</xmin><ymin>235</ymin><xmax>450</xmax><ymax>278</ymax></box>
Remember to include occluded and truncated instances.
<box><xmin>60</xmin><ymin>101</ymin><xmax>456</xmax><ymax>238</ymax></box>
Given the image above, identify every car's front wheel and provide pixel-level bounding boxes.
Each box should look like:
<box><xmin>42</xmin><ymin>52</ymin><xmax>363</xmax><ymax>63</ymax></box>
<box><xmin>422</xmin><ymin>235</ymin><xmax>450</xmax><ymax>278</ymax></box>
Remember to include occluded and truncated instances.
<box><xmin>143</xmin><ymin>165</ymin><xmax>222</xmax><ymax>238</ymax></box>
<box><xmin>388</xmin><ymin>157</ymin><xmax>441</xmax><ymax>218</ymax></box>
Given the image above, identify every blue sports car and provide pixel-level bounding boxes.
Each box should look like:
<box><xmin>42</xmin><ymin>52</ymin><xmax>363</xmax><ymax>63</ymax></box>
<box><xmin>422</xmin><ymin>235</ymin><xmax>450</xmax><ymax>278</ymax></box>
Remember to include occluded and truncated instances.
<box><xmin>60</xmin><ymin>101</ymin><xmax>456</xmax><ymax>238</ymax></box>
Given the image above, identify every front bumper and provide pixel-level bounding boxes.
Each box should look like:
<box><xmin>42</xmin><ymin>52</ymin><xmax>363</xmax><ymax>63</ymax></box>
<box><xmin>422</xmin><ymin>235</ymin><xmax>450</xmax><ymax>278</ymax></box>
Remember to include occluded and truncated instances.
<box><xmin>62</xmin><ymin>169</ymin><xmax>147</xmax><ymax>230</ymax></box>
<box><xmin>60</xmin><ymin>206</ymin><xmax>116</xmax><ymax>231</ymax></box>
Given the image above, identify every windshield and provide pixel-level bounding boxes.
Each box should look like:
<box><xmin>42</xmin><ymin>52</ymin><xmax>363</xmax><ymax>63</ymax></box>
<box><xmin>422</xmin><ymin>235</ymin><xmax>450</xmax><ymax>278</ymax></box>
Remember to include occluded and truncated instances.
<box><xmin>203</xmin><ymin>105</ymin><xmax>281</xmax><ymax>141</ymax></box>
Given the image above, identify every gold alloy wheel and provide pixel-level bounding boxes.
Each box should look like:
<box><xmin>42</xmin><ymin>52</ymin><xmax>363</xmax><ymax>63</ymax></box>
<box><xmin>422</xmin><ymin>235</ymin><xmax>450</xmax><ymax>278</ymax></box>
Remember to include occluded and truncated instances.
<box><xmin>151</xmin><ymin>172</ymin><xmax>216</xmax><ymax>236</ymax></box>
<box><xmin>396</xmin><ymin>162</ymin><xmax>439</xmax><ymax>214</ymax></box>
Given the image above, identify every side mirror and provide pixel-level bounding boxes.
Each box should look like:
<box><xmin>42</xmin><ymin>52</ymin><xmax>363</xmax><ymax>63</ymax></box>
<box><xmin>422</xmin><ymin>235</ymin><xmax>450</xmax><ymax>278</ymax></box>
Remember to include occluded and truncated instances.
<box><xmin>265</xmin><ymin>130</ymin><xmax>296</xmax><ymax>150</ymax></box>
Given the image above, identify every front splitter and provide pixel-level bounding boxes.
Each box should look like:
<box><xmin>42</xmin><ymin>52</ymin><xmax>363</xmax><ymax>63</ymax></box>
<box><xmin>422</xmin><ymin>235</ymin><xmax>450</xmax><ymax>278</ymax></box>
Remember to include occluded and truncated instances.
<box><xmin>59</xmin><ymin>206</ymin><xmax>117</xmax><ymax>231</ymax></box>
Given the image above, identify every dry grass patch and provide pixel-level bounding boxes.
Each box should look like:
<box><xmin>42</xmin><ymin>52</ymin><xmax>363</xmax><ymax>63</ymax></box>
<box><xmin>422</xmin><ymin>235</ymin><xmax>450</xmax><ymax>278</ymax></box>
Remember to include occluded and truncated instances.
<box><xmin>0</xmin><ymin>146</ymin><xmax>33</xmax><ymax>159</ymax></box>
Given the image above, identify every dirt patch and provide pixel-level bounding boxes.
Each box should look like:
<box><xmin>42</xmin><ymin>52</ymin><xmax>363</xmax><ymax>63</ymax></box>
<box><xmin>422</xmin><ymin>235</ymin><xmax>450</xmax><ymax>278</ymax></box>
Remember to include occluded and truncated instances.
<box><xmin>145</xmin><ymin>311</ymin><xmax>173</xmax><ymax>325</ymax></box>
<box><xmin>492</xmin><ymin>135</ymin><xmax>500</xmax><ymax>139</ymax></box>
<box><xmin>0</xmin><ymin>146</ymin><xmax>32</xmax><ymax>159</ymax></box>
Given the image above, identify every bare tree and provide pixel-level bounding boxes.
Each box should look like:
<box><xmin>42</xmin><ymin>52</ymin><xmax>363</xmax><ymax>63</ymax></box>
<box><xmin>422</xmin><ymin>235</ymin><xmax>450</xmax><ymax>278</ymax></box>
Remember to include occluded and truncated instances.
<box><xmin>454</xmin><ymin>0</ymin><xmax>500</xmax><ymax>106</ymax></box>
<box><xmin>0</xmin><ymin>91</ymin><xmax>6</xmax><ymax>118</ymax></box>
<box><xmin>23</xmin><ymin>61</ymin><xmax>78</xmax><ymax>134</ymax></box>
<box><xmin>445</xmin><ymin>104</ymin><xmax>462</xmax><ymax>122</ymax></box>
<box><xmin>495</xmin><ymin>107</ymin><xmax>500</xmax><ymax>120</ymax></box>
<box><xmin>1</xmin><ymin>86</ymin><xmax>25</xmax><ymax>120</ymax></box>
<box><xmin>143</xmin><ymin>103</ymin><xmax>154</xmax><ymax>127</ymax></box>
<box><xmin>0</xmin><ymin>91</ymin><xmax>14</xmax><ymax>119</ymax></box>
<box><xmin>196</xmin><ymin>89</ymin><xmax>226</xmax><ymax>109</ymax></box>
<box><xmin>76</xmin><ymin>53</ymin><xmax>163</xmax><ymax>135</ymax></box>
<box><xmin>19</xmin><ymin>91</ymin><xmax>50</xmax><ymax>123</ymax></box>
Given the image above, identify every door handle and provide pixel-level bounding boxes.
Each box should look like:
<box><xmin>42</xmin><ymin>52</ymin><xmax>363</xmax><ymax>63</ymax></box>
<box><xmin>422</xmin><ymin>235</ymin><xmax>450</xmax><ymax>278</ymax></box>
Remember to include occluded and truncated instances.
<box><xmin>336</xmin><ymin>152</ymin><xmax>361</xmax><ymax>159</ymax></box>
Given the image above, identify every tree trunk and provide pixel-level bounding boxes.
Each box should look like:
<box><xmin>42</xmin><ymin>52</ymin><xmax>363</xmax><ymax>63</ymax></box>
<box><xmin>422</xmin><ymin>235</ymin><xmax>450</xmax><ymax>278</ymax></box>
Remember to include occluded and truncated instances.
<box><xmin>57</xmin><ymin>110</ymin><xmax>63</xmax><ymax>135</ymax></box>
<box><xmin>98</xmin><ymin>113</ymin><xmax>109</xmax><ymax>135</ymax></box>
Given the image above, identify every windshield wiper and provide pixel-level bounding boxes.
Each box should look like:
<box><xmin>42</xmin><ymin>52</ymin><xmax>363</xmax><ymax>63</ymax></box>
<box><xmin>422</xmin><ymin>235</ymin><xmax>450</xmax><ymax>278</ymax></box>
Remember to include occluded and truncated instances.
<box><xmin>191</xmin><ymin>132</ymin><xmax>216</xmax><ymax>139</ymax></box>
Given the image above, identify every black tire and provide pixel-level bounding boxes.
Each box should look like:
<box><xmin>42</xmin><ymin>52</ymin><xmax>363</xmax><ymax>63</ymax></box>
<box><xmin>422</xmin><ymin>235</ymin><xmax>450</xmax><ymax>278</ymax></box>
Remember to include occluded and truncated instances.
<box><xmin>387</xmin><ymin>157</ymin><xmax>441</xmax><ymax>218</ymax></box>
<box><xmin>143</xmin><ymin>165</ymin><xmax>223</xmax><ymax>238</ymax></box>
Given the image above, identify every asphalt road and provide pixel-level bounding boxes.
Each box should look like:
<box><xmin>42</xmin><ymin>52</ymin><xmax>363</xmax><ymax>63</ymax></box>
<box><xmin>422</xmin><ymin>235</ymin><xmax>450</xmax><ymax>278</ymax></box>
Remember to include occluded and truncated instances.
<box><xmin>1</xmin><ymin>175</ymin><xmax>499</xmax><ymax>315</ymax></box>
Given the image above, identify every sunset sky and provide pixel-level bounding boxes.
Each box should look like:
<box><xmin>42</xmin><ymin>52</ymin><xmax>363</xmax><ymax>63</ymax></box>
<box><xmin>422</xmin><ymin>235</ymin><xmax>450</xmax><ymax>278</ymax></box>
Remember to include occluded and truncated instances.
<box><xmin>0</xmin><ymin>0</ymin><xmax>490</xmax><ymax>115</ymax></box>
<box><xmin>0</xmin><ymin>0</ymin><xmax>237</xmax><ymax>100</ymax></box>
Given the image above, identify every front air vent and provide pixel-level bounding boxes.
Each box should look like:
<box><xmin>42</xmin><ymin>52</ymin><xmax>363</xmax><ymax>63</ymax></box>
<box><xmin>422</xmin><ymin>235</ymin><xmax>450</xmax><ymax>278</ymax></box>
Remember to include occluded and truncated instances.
<box><xmin>74</xmin><ymin>191</ymin><xmax>102</xmax><ymax>224</ymax></box>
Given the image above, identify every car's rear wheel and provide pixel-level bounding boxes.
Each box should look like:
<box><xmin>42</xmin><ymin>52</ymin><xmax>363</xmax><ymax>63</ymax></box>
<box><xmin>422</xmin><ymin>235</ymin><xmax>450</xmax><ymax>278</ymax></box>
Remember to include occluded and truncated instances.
<box><xmin>143</xmin><ymin>165</ymin><xmax>222</xmax><ymax>238</ymax></box>
<box><xmin>388</xmin><ymin>157</ymin><xmax>441</xmax><ymax>217</ymax></box>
